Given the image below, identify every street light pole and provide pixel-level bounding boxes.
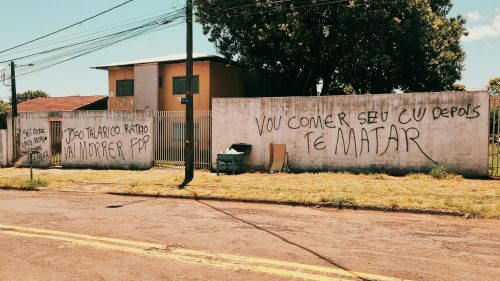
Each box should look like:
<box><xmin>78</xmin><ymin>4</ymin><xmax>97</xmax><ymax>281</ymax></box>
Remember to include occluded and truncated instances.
<box><xmin>10</xmin><ymin>61</ymin><xmax>17</xmax><ymax>159</ymax></box>
<box><xmin>10</xmin><ymin>62</ymin><xmax>17</xmax><ymax>118</ymax></box>
<box><xmin>182</xmin><ymin>0</ymin><xmax>194</xmax><ymax>186</ymax></box>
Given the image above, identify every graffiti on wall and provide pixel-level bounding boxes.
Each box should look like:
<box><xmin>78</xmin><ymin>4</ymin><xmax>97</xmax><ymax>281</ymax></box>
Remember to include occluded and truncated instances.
<box><xmin>63</xmin><ymin>123</ymin><xmax>151</xmax><ymax>161</ymax></box>
<box><xmin>255</xmin><ymin>104</ymin><xmax>482</xmax><ymax>164</ymax></box>
<box><xmin>21</xmin><ymin>127</ymin><xmax>49</xmax><ymax>165</ymax></box>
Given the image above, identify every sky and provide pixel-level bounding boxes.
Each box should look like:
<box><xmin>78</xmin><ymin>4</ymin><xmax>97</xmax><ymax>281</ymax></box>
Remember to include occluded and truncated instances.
<box><xmin>0</xmin><ymin>0</ymin><xmax>499</xmax><ymax>101</ymax></box>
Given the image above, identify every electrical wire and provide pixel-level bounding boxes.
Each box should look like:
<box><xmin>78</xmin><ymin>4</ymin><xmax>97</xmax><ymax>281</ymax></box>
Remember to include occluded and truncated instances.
<box><xmin>15</xmin><ymin>17</ymin><xmax>186</xmax><ymax>79</ymax></box>
<box><xmin>0</xmin><ymin>10</ymin><xmax>185</xmax><ymax>64</ymax></box>
<box><xmin>0</xmin><ymin>7</ymin><xmax>185</xmax><ymax>80</ymax></box>
<box><xmin>0</xmin><ymin>0</ymin><xmax>135</xmax><ymax>55</ymax></box>
<box><xmin>0</xmin><ymin>7</ymin><xmax>182</xmax><ymax>59</ymax></box>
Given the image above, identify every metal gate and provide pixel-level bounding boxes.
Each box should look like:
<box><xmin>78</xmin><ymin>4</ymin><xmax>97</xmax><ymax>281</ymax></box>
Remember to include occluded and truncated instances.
<box><xmin>49</xmin><ymin>121</ymin><xmax>62</xmax><ymax>166</ymax></box>
<box><xmin>489</xmin><ymin>97</ymin><xmax>500</xmax><ymax>177</ymax></box>
<box><xmin>154</xmin><ymin>110</ymin><xmax>211</xmax><ymax>169</ymax></box>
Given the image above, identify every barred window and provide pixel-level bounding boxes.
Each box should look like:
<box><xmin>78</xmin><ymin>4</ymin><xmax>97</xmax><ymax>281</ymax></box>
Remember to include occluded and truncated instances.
<box><xmin>173</xmin><ymin>75</ymin><xmax>199</xmax><ymax>95</ymax></box>
<box><xmin>116</xmin><ymin>80</ymin><xmax>134</xmax><ymax>97</ymax></box>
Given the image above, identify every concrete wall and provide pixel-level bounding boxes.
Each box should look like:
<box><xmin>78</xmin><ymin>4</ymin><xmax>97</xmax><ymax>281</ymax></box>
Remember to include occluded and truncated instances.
<box><xmin>61</xmin><ymin>111</ymin><xmax>154</xmax><ymax>169</ymax></box>
<box><xmin>158</xmin><ymin>61</ymin><xmax>211</xmax><ymax>111</ymax></box>
<box><xmin>134</xmin><ymin>63</ymin><xmax>159</xmax><ymax>110</ymax></box>
<box><xmin>6</xmin><ymin>117</ymin><xmax>13</xmax><ymax>165</ymax></box>
<box><xmin>17</xmin><ymin>113</ymin><xmax>51</xmax><ymax>168</ymax></box>
<box><xmin>212</xmin><ymin>91</ymin><xmax>490</xmax><ymax>176</ymax></box>
<box><xmin>210</xmin><ymin>62</ymin><xmax>247</xmax><ymax>101</ymax></box>
<box><xmin>108</xmin><ymin>68</ymin><xmax>135</xmax><ymax>110</ymax></box>
<box><xmin>0</xmin><ymin>129</ymin><xmax>6</xmax><ymax>167</ymax></box>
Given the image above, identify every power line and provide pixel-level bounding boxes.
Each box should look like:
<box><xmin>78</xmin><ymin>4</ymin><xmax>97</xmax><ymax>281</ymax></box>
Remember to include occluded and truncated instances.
<box><xmin>0</xmin><ymin>0</ymin><xmax>135</xmax><ymax>55</ymax></box>
<box><xmin>0</xmin><ymin>7</ymin><xmax>180</xmax><ymax>59</ymax></box>
<box><xmin>197</xmin><ymin>0</ymin><xmax>382</xmax><ymax>17</ymax></box>
<box><xmin>15</xmin><ymin>17</ymin><xmax>186</xmax><ymax>79</ymax></box>
<box><xmin>0</xmin><ymin>10</ymin><xmax>184</xmax><ymax>64</ymax></box>
<box><xmin>0</xmin><ymin>7</ymin><xmax>185</xmax><ymax>80</ymax></box>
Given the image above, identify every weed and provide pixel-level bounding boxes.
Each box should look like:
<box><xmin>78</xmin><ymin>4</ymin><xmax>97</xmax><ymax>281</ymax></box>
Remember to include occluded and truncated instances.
<box><xmin>321</xmin><ymin>195</ymin><xmax>356</xmax><ymax>208</ymax></box>
<box><xmin>21</xmin><ymin>178</ymin><xmax>47</xmax><ymax>190</ymax></box>
<box><xmin>430</xmin><ymin>165</ymin><xmax>449</xmax><ymax>179</ymax></box>
<box><xmin>372</xmin><ymin>174</ymin><xmax>386</xmax><ymax>180</ymax></box>
<box><xmin>389</xmin><ymin>201</ymin><xmax>399</xmax><ymax>209</ymax></box>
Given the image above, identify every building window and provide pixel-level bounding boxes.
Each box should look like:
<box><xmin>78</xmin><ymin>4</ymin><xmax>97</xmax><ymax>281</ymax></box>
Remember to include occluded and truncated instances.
<box><xmin>173</xmin><ymin>123</ymin><xmax>199</xmax><ymax>141</ymax></box>
<box><xmin>116</xmin><ymin>80</ymin><xmax>134</xmax><ymax>97</ymax></box>
<box><xmin>159</xmin><ymin>76</ymin><xmax>163</xmax><ymax>88</ymax></box>
<box><xmin>173</xmin><ymin>75</ymin><xmax>199</xmax><ymax>95</ymax></box>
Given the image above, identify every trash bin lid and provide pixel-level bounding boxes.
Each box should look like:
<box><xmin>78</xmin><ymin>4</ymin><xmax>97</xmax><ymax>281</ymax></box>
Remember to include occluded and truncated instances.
<box><xmin>230</xmin><ymin>143</ymin><xmax>252</xmax><ymax>155</ymax></box>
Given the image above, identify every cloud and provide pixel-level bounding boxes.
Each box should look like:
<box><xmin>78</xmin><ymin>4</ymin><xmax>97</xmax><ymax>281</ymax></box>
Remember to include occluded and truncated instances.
<box><xmin>466</xmin><ymin>11</ymin><xmax>485</xmax><ymax>23</ymax></box>
<box><xmin>463</xmin><ymin>10</ymin><xmax>500</xmax><ymax>42</ymax></box>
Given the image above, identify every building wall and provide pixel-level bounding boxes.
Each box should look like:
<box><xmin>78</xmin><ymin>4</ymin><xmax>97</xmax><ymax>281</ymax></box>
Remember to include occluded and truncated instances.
<box><xmin>16</xmin><ymin>113</ymin><xmax>51</xmax><ymax>168</ymax></box>
<box><xmin>210</xmin><ymin>62</ymin><xmax>247</xmax><ymax>101</ymax></box>
<box><xmin>105</xmin><ymin>61</ymin><xmax>248</xmax><ymax>112</ymax></box>
<box><xmin>61</xmin><ymin>110</ymin><xmax>154</xmax><ymax>169</ymax></box>
<box><xmin>134</xmin><ymin>64</ymin><xmax>159</xmax><ymax>110</ymax></box>
<box><xmin>108</xmin><ymin>68</ymin><xmax>135</xmax><ymax>110</ymax></box>
<box><xmin>0</xmin><ymin>129</ymin><xmax>7</xmax><ymax>167</ymax></box>
<box><xmin>158</xmin><ymin>61</ymin><xmax>211</xmax><ymax>111</ymax></box>
<box><xmin>212</xmin><ymin>91</ymin><xmax>490</xmax><ymax>176</ymax></box>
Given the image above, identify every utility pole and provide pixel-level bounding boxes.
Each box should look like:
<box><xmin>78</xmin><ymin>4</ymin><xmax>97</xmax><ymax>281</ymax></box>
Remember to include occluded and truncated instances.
<box><xmin>10</xmin><ymin>61</ymin><xmax>17</xmax><ymax>160</ymax></box>
<box><xmin>183</xmin><ymin>0</ymin><xmax>194</xmax><ymax>186</ymax></box>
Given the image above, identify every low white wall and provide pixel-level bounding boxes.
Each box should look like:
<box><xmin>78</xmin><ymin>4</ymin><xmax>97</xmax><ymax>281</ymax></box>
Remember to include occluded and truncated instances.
<box><xmin>62</xmin><ymin>111</ymin><xmax>154</xmax><ymax>169</ymax></box>
<box><xmin>0</xmin><ymin>129</ymin><xmax>7</xmax><ymax>167</ymax></box>
<box><xmin>212</xmin><ymin>91</ymin><xmax>490</xmax><ymax>176</ymax></box>
<box><xmin>18</xmin><ymin>113</ymin><xmax>51</xmax><ymax>168</ymax></box>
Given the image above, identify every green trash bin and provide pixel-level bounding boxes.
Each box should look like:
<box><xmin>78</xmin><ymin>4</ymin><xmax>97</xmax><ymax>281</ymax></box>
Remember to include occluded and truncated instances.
<box><xmin>216</xmin><ymin>143</ymin><xmax>252</xmax><ymax>175</ymax></box>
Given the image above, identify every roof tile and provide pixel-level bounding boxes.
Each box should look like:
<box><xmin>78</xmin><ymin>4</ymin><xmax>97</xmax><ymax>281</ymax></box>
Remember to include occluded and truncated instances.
<box><xmin>18</xmin><ymin>96</ymin><xmax>107</xmax><ymax>112</ymax></box>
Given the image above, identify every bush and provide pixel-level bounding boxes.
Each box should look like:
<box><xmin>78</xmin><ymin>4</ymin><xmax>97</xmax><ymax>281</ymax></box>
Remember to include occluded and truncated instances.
<box><xmin>430</xmin><ymin>165</ymin><xmax>449</xmax><ymax>179</ymax></box>
<box><xmin>320</xmin><ymin>195</ymin><xmax>357</xmax><ymax>208</ymax></box>
<box><xmin>22</xmin><ymin>178</ymin><xmax>48</xmax><ymax>190</ymax></box>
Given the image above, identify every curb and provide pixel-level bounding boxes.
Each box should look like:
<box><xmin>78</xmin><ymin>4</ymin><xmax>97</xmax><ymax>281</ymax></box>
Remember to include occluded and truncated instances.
<box><xmin>106</xmin><ymin>192</ymin><xmax>467</xmax><ymax>218</ymax></box>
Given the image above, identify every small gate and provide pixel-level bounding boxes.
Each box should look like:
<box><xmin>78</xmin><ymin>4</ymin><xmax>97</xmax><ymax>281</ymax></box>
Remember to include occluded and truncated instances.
<box><xmin>489</xmin><ymin>97</ymin><xmax>500</xmax><ymax>177</ymax></box>
<box><xmin>49</xmin><ymin>121</ymin><xmax>62</xmax><ymax>166</ymax></box>
<box><xmin>154</xmin><ymin>110</ymin><xmax>211</xmax><ymax>169</ymax></box>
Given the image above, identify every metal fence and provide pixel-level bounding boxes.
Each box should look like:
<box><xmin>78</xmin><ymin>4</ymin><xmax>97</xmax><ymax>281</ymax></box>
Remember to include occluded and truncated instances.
<box><xmin>489</xmin><ymin>97</ymin><xmax>500</xmax><ymax>177</ymax></box>
<box><xmin>153</xmin><ymin>110</ymin><xmax>211</xmax><ymax>170</ymax></box>
<box><xmin>49</xmin><ymin>121</ymin><xmax>62</xmax><ymax>166</ymax></box>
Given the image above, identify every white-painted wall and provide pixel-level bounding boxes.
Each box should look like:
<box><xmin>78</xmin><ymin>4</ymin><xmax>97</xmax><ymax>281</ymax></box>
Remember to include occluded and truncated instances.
<box><xmin>61</xmin><ymin>111</ymin><xmax>154</xmax><ymax>169</ymax></box>
<box><xmin>17</xmin><ymin>113</ymin><xmax>51</xmax><ymax>168</ymax></box>
<box><xmin>134</xmin><ymin>63</ymin><xmax>159</xmax><ymax>110</ymax></box>
<box><xmin>212</xmin><ymin>91</ymin><xmax>490</xmax><ymax>176</ymax></box>
<box><xmin>0</xmin><ymin>129</ymin><xmax>7</xmax><ymax>167</ymax></box>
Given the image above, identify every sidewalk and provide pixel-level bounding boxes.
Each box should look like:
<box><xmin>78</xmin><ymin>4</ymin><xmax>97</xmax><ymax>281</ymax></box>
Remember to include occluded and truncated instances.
<box><xmin>0</xmin><ymin>168</ymin><xmax>498</xmax><ymax>218</ymax></box>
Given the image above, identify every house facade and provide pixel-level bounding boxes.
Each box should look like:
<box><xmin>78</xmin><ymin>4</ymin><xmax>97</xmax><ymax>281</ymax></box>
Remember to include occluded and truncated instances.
<box><xmin>93</xmin><ymin>53</ymin><xmax>250</xmax><ymax>111</ymax></box>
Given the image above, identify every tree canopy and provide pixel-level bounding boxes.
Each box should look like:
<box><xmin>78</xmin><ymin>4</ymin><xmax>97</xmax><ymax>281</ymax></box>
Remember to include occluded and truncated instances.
<box><xmin>489</xmin><ymin>77</ymin><xmax>500</xmax><ymax>96</ymax></box>
<box><xmin>451</xmin><ymin>84</ymin><xmax>466</xmax><ymax>91</ymax></box>
<box><xmin>0</xmin><ymin>100</ymin><xmax>11</xmax><ymax>129</ymax></box>
<box><xmin>1</xmin><ymin>90</ymin><xmax>48</xmax><ymax>129</ymax></box>
<box><xmin>14</xmin><ymin>90</ymin><xmax>49</xmax><ymax>104</ymax></box>
<box><xmin>195</xmin><ymin>0</ymin><xmax>466</xmax><ymax>96</ymax></box>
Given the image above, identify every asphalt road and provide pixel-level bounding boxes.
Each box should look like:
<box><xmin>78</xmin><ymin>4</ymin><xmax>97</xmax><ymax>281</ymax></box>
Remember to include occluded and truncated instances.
<box><xmin>0</xmin><ymin>190</ymin><xmax>498</xmax><ymax>281</ymax></box>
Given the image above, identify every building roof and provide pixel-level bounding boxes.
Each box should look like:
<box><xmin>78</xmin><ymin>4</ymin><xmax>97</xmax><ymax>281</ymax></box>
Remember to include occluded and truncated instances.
<box><xmin>92</xmin><ymin>53</ymin><xmax>235</xmax><ymax>70</ymax></box>
<box><xmin>18</xmin><ymin>96</ymin><xmax>107</xmax><ymax>112</ymax></box>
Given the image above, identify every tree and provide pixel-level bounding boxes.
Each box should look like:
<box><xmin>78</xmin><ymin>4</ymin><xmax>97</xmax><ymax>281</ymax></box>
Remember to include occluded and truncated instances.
<box><xmin>195</xmin><ymin>0</ymin><xmax>466</xmax><ymax>96</ymax></box>
<box><xmin>14</xmin><ymin>90</ymin><xmax>48</xmax><ymax>104</ymax></box>
<box><xmin>0</xmin><ymin>100</ymin><xmax>11</xmax><ymax>129</ymax></box>
<box><xmin>451</xmin><ymin>84</ymin><xmax>466</xmax><ymax>91</ymax></box>
<box><xmin>488</xmin><ymin>77</ymin><xmax>500</xmax><ymax>96</ymax></box>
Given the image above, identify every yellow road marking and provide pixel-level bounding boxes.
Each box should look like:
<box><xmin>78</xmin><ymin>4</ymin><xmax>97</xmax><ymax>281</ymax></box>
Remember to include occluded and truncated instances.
<box><xmin>0</xmin><ymin>224</ymin><xmax>165</xmax><ymax>249</ymax></box>
<box><xmin>0</xmin><ymin>224</ymin><xmax>411</xmax><ymax>281</ymax></box>
<box><xmin>175</xmin><ymin>249</ymin><xmax>409</xmax><ymax>281</ymax></box>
